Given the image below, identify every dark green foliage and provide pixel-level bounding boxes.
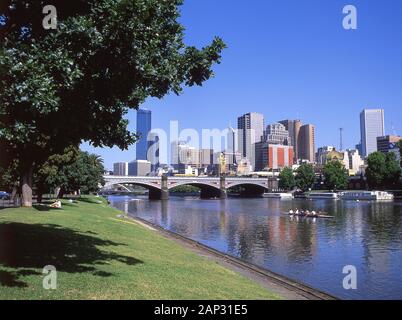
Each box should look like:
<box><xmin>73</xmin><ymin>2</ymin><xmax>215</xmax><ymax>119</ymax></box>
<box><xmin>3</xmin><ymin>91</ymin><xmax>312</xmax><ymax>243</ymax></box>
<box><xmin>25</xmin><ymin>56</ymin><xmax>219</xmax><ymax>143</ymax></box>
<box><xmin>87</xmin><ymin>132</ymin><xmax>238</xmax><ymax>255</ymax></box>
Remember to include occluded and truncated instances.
<box><xmin>366</xmin><ymin>152</ymin><xmax>401</xmax><ymax>189</ymax></box>
<box><xmin>278</xmin><ymin>167</ymin><xmax>295</xmax><ymax>191</ymax></box>
<box><xmin>322</xmin><ymin>161</ymin><xmax>349</xmax><ymax>191</ymax></box>
<box><xmin>295</xmin><ymin>163</ymin><xmax>315</xmax><ymax>193</ymax></box>
<box><xmin>37</xmin><ymin>148</ymin><xmax>105</xmax><ymax>196</ymax></box>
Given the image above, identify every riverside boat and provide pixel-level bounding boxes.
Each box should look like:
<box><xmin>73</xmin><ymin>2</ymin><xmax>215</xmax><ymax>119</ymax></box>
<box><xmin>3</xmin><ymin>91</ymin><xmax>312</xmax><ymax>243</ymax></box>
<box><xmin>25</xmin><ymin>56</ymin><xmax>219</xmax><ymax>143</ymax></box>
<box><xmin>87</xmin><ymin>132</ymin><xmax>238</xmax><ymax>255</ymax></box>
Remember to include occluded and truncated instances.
<box><xmin>339</xmin><ymin>191</ymin><xmax>394</xmax><ymax>201</ymax></box>
<box><xmin>263</xmin><ymin>193</ymin><xmax>293</xmax><ymax>199</ymax></box>
<box><xmin>307</xmin><ymin>192</ymin><xmax>339</xmax><ymax>200</ymax></box>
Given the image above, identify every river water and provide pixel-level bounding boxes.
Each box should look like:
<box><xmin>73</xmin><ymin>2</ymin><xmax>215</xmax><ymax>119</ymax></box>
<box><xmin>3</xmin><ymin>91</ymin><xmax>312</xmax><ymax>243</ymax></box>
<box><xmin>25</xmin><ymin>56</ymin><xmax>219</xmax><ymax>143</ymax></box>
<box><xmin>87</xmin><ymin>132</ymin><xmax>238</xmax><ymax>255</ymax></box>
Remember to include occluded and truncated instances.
<box><xmin>109</xmin><ymin>195</ymin><xmax>402</xmax><ymax>300</ymax></box>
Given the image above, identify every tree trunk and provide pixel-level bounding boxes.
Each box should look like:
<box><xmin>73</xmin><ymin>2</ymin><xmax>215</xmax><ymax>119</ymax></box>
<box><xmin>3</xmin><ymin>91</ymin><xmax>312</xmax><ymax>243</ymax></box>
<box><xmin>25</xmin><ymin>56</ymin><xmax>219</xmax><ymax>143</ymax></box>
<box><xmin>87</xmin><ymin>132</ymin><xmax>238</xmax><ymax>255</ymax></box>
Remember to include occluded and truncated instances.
<box><xmin>21</xmin><ymin>166</ymin><xmax>33</xmax><ymax>207</ymax></box>
<box><xmin>57</xmin><ymin>187</ymin><xmax>65</xmax><ymax>199</ymax></box>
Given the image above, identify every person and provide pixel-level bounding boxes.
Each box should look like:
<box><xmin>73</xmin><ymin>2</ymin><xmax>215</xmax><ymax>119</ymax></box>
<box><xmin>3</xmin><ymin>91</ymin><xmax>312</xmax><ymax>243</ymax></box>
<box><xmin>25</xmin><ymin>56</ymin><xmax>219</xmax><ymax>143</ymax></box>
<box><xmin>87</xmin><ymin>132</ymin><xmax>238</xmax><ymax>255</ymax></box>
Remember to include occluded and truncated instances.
<box><xmin>289</xmin><ymin>209</ymin><xmax>294</xmax><ymax>215</ymax></box>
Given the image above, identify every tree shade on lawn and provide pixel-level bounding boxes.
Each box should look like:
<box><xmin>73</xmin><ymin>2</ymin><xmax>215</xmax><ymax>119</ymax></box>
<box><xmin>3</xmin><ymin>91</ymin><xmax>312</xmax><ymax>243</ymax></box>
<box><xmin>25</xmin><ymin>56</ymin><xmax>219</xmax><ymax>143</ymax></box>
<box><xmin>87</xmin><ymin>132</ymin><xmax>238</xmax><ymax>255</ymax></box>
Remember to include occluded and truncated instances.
<box><xmin>0</xmin><ymin>0</ymin><xmax>226</xmax><ymax>207</ymax></box>
<box><xmin>0</xmin><ymin>197</ymin><xmax>279</xmax><ymax>300</ymax></box>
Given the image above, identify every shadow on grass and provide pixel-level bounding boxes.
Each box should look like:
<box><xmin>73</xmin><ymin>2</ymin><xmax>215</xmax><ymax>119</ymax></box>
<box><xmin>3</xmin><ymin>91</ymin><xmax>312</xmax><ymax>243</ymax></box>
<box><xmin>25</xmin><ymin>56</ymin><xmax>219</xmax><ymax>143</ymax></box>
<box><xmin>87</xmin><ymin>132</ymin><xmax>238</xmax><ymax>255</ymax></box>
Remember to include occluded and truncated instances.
<box><xmin>0</xmin><ymin>223</ymin><xmax>143</xmax><ymax>287</ymax></box>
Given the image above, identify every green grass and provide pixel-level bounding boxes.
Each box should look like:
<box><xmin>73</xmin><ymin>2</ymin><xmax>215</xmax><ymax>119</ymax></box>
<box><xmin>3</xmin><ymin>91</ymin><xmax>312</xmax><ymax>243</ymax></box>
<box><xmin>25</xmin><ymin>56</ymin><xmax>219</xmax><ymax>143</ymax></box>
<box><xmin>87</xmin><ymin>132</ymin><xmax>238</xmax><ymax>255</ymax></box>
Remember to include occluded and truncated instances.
<box><xmin>0</xmin><ymin>197</ymin><xmax>280</xmax><ymax>300</ymax></box>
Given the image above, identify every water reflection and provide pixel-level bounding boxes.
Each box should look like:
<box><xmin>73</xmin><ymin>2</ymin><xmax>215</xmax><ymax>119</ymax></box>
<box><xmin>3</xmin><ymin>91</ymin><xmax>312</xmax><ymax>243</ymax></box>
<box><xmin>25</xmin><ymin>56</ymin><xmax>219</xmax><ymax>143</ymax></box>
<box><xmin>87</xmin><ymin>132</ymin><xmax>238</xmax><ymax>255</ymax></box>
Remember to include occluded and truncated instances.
<box><xmin>110</xmin><ymin>196</ymin><xmax>402</xmax><ymax>300</ymax></box>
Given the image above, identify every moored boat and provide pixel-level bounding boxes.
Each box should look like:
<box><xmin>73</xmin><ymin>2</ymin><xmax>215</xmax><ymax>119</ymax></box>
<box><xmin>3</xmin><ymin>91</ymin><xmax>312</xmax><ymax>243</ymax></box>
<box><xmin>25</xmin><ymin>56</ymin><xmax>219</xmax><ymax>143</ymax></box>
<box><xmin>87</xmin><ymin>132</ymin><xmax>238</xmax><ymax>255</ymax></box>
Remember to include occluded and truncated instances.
<box><xmin>263</xmin><ymin>193</ymin><xmax>293</xmax><ymax>199</ymax></box>
<box><xmin>339</xmin><ymin>191</ymin><xmax>394</xmax><ymax>201</ymax></box>
<box><xmin>307</xmin><ymin>192</ymin><xmax>339</xmax><ymax>200</ymax></box>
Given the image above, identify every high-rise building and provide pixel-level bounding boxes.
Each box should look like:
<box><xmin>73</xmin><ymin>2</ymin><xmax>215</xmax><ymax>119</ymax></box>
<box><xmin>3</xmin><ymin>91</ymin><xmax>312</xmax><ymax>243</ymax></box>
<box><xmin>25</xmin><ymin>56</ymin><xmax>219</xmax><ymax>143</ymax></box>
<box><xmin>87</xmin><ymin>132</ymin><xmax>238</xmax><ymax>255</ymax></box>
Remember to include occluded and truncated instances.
<box><xmin>136</xmin><ymin>109</ymin><xmax>152</xmax><ymax>160</ymax></box>
<box><xmin>279</xmin><ymin>119</ymin><xmax>302</xmax><ymax>162</ymax></box>
<box><xmin>113</xmin><ymin>162</ymin><xmax>128</xmax><ymax>176</ymax></box>
<box><xmin>237</xmin><ymin>113</ymin><xmax>265</xmax><ymax>169</ymax></box>
<box><xmin>128</xmin><ymin>160</ymin><xmax>151</xmax><ymax>177</ymax></box>
<box><xmin>199</xmin><ymin>149</ymin><xmax>214</xmax><ymax>167</ymax></box>
<box><xmin>299</xmin><ymin>124</ymin><xmax>316</xmax><ymax>163</ymax></box>
<box><xmin>265</xmin><ymin>123</ymin><xmax>291</xmax><ymax>145</ymax></box>
<box><xmin>226</xmin><ymin>126</ymin><xmax>238</xmax><ymax>166</ymax></box>
<box><xmin>171</xmin><ymin>141</ymin><xmax>199</xmax><ymax>172</ymax></box>
<box><xmin>360</xmin><ymin>109</ymin><xmax>385</xmax><ymax>158</ymax></box>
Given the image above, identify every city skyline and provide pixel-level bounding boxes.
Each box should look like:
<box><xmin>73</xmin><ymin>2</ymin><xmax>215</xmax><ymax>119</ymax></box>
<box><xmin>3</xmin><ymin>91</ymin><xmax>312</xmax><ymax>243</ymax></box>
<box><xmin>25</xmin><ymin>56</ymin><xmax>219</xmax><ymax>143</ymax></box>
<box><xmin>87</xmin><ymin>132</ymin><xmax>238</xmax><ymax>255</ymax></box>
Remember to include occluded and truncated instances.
<box><xmin>82</xmin><ymin>0</ymin><xmax>402</xmax><ymax>169</ymax></box>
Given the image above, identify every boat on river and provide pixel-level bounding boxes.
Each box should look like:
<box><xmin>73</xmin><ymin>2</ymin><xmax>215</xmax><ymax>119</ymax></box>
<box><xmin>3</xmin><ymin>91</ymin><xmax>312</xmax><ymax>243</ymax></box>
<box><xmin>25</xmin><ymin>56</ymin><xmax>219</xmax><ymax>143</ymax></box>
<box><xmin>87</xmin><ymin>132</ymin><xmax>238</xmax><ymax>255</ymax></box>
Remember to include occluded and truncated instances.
<box><xmin>307</xmin><ymin>192</ymin><xmax>339</xmax><ymax>200</ymax></box>
<box><xmin>285</xmin><ymin>210</ymin><xmax>334</xmax><ymax>219</ymax></box>
<box><xmin>339</xmin><ymin>191</ymin><xmax>394</xmax><ymax>201</ymax></box>
<box><xmin>263</xmin><ymin>193</ymin><xmax>293</xmax><ymax>199</ymax></box>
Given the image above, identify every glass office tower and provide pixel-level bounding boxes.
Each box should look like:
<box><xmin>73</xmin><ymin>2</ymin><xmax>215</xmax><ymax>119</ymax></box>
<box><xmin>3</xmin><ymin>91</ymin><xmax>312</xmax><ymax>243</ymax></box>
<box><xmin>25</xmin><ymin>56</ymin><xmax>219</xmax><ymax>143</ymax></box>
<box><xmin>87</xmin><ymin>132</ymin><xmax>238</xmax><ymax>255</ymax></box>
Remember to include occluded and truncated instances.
<box><xmin>360</xmin><ymin>109</ymin><xmax>385</xmax><ymax>158</ymax></box>
<box><xmin>136</xmin><ymin>109</ymin><xmax>152</xmax><ymax>160</ymax></box>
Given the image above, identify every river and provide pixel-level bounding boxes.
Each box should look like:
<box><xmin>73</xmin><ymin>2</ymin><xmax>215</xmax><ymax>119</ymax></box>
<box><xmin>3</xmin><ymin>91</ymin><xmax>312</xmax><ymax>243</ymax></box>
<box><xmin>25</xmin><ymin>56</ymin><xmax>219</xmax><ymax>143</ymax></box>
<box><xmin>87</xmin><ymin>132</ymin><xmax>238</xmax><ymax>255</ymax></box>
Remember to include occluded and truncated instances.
<box><xmin>109</xmin><ymin>195</ymin><xmax>402</xmax><ymax>300</ymax></box>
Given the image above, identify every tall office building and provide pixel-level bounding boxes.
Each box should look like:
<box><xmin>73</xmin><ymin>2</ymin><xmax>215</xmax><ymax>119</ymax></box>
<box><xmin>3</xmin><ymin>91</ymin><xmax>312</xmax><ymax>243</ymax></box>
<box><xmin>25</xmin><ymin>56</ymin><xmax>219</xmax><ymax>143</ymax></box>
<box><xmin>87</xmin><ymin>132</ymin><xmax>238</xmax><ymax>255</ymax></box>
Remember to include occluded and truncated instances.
<box><xmin>279</xmin><ymin>119</ymin><xmax>302</xmax><ymax>162</ymax></box>
<box><xmin>136</xmin><ymin>109</ymin><xmax>152</xmax><ymax>160</ymax></box>
<box><xmin>128</xmin><ymin>160</ymin><xmax>152</xmax><ymax>177</ymax></box>
<box><xmin>237</xmin><ymin>113</ymin><xmax>265</xmax><ymax>169</ymax></box>
<box><xmin>360</xmin><ymin>109</ymin><xmax>385</xmax><ymax>158</ymax></box>
<box><xmin>299</xmin><ymin>124</ymin><xmax>316</xmax><ymax>163</ymax></box>
<box><xmin>113</xmin><ymin>162</ymin><xmax>128</xmax><ymax>176</ymax></box>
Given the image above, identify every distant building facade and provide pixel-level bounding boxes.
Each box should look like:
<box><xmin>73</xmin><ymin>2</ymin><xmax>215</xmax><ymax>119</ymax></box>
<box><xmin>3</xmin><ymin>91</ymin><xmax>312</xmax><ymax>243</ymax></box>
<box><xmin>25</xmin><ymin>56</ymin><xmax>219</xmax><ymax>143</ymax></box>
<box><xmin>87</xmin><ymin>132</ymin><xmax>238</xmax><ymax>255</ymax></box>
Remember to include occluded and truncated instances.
<box><xmin>299</xmin><ymin>124</ymin><xmax>316</xmax><ymax>163</ymax></box>
<box><xmin>128</xmin><ymin>160</ymin><xmax>151</xmax><ymax>177</ymax></box>
<box><xmin>265</xmin><ymin>123</ymin><xmax>291</xmax><ymax>145</ymax></box>
<box><xmin>377</xmin><ymin>135</ymin><xmax>401</xmax><ymax>154</ymax></box>
<box><xmin>113</xmin><ymin>162</ymin><xmax>128</xmax><ymax>176</ymax></box>
<box><xmin>255</xmin><ymin>142</ymin><xmax>294</xmax><ymax>171</ymax></box>
<box><xmin>237</xmin><ymin>112</ymin><xmax>265</xmax><ymax>169</ymax></box>
<box><xmin>360</xmin><ymin>109</ymin><xmax>385</xmax><ymax>158</ymax></box>
<box><xmin>279</xmin><ymin>119</ymin><xmax>302</xmax><ymax>162</ymax></box>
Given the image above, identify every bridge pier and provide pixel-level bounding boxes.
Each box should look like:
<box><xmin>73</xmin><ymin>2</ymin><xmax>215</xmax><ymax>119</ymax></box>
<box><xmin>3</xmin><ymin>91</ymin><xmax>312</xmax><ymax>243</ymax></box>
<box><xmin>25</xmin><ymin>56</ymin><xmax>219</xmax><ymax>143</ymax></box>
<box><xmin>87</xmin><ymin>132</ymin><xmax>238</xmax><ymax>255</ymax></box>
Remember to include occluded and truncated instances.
<box><xmin>149</xmin><ymin>175</ymin><xmax>169</xmax><ymax>200</ymax></box>
<box><xmin>220</xmin><ymin>175</ymin><xmax>227</xmax><ymax>199</ymax></box>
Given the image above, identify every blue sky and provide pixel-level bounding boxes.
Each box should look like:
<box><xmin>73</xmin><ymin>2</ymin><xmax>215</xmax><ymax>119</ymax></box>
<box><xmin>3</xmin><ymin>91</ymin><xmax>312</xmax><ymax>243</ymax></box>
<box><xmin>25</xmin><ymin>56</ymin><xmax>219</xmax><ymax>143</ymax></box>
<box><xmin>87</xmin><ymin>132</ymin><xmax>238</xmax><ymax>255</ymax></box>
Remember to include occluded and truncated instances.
<box><xmin>82</xmin><ymin>0</ymin><xmax>402</xmax><ymax>170</ymax></box>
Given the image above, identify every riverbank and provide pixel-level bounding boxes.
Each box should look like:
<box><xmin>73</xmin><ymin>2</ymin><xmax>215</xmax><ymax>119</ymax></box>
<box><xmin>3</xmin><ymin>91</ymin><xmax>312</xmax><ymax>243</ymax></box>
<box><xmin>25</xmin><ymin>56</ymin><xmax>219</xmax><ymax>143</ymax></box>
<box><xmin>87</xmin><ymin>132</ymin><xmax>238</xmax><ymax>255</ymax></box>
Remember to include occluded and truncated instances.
<box><xmin>0</xmin><ymin>196</ymin><xmax>281</xmax><ymax>300</ymax></box>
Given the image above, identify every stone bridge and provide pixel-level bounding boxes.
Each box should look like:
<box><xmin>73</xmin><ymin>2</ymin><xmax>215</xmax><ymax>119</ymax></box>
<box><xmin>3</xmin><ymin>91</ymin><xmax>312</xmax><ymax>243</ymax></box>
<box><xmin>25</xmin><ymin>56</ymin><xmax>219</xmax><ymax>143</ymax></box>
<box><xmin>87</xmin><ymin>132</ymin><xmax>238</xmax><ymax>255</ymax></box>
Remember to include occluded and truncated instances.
<box><xmin>102</xmin><ymin>176</ymin><xmax>278</xmax><ymax>200</ymax></box>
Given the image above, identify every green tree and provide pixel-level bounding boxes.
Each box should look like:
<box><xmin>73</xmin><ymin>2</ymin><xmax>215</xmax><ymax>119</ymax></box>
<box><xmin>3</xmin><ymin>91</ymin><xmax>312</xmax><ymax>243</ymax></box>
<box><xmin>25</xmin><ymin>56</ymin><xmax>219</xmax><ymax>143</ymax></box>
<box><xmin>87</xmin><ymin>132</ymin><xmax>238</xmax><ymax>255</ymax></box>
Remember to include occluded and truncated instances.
<box><xmin>366</xmin><ymin>152</ymin><xmax>401</xmax><ymax>189</ymax></box>
<box><xmin>37</xmin><ymin>149</ymin><xmax>105</xmax><ymax>199</ymax></box>
<box><xmin>397</xmin><ymin>140</ymin><xmax>402</xmax><ymax>167</ymax></box>
<box><xmin>384</xmin><ymin>152</ymin><xmax>401</xmax><ymax>189</ymax></box>
<box><xmin>278</xmin><ymin>167</ymin><xmax>295</xmax><ymax>191</ymax></box>
<box><xmin>322</xmin><ymin>161</ymin><xmax>349</xmax><ymax>191</ymax></box>
<box><xmin>0</xmin><ymin>0</ymin><xmax>225</xmax><ymax>206</ymax></box>
<box><xmin>295</xmin><ymin>163</ymin><xmax>316</xmax><ymax>193</ymax></box>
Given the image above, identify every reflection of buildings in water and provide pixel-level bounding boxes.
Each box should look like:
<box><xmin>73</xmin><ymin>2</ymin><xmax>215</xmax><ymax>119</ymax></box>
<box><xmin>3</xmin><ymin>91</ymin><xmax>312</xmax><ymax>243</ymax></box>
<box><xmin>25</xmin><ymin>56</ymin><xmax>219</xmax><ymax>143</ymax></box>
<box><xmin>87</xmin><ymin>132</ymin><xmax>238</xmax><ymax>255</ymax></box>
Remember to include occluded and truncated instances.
<box><xmin>267</xmin><ymin>215</ymin><xmax>317</xmax><ymax>263</ymax></box>
<box><xmin>361</xmin><ymin>202</ymin><xmax>401</xmax><ymax>275</ymax></box>
<box><xmin>218</xmin><ymin>200</ymin><xmax>228</xmax><ymax>234</ymax></box>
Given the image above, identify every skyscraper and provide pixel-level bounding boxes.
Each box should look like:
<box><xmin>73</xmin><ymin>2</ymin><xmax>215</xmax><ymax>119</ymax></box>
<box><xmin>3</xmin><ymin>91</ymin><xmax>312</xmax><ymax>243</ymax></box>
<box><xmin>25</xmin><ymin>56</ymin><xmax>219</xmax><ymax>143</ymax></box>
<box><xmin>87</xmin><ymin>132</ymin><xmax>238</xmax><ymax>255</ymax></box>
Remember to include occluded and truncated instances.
<box><xmin>279</xmin><ymin>119</ymin><xmax>302</xmax><ymax>162</ymax></box>
<box><xmin>299</xmin><ymin>124</ymin><xmax>316</xmax><ymax>163</ymax></box>
<box><xmin>136</xmin><ymin>109</ymin><xmax>152</xmax><ymax>160</ymax></box>
<box><xmin>265</xmin><ymin>123</ymin><xmax>291</xmax><ymax>145</ymax></box>
<box><xmin>237</xmin><ymin>112</ymin><xmax>264</xmax><ymax>169</ymax></box>
<box><xmin>360</xmin><ymin>109</ymin><xmax>385</xmax><ymax>158</ymax></box>
<box><xmin>113</xmin><ymin>162</ymin><xmax>128</xmax><ymax>176</ymax></box>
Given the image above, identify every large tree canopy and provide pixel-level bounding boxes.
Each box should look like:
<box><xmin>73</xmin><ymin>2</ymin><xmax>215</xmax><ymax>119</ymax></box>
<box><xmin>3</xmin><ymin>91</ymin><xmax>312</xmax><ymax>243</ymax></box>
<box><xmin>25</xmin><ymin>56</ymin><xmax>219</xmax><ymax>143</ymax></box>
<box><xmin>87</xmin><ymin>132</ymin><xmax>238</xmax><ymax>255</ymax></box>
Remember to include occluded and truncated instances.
<box><xmin>0</xmin><ymin>0</ymin><xmax>226</xmax><ymax>206</ymax></box>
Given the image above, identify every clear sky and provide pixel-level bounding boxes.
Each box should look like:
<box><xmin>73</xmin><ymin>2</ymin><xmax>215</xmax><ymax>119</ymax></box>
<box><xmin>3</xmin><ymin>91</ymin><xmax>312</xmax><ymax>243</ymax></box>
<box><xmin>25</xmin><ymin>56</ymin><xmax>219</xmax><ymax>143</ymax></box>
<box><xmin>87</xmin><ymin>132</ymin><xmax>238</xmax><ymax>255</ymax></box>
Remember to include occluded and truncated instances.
<box><xmin>82</xmin><ymin>0</ymin><xmax>402</xmax><ymax>170</ymax></box>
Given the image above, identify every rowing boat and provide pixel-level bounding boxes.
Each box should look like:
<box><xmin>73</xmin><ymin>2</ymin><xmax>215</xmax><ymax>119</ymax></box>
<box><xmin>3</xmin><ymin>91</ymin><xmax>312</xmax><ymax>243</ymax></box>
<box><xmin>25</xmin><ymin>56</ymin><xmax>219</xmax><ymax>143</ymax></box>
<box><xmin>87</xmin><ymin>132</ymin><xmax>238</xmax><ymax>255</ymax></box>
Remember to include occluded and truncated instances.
<box><xmin>284</xmin><ymin>213</ymin><xmax>334</xmax><ymax>219</ymax></box>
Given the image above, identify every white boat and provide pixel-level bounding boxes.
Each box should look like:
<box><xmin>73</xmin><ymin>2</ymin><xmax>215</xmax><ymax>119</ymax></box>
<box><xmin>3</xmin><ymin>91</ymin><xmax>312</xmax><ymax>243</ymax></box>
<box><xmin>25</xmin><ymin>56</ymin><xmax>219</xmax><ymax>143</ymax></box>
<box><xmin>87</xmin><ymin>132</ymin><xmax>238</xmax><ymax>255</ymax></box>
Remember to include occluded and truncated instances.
<box><xmin>263</xmin><ymin>193</ymin><xmax>293</xmax><ymax>199</ymax></box>
<box><xmin>307</xmin><ymin>192</ymin><xmax>339</xmax><ymax>200</ymax></box>
<box><xmin>339</xmin><ymin>191</ymin><xmax>394</xmax><ymax>201</ymax></box>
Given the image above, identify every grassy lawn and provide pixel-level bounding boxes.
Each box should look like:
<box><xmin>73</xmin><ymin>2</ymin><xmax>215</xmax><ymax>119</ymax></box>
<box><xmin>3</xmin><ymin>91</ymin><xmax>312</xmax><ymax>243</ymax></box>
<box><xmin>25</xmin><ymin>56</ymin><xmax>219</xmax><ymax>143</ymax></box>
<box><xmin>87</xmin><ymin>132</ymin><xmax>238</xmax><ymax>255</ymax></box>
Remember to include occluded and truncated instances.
<box><xmin>0</xmin><ymin>197</ymin><xmax>280</xmax><ymax>300</ymax></box>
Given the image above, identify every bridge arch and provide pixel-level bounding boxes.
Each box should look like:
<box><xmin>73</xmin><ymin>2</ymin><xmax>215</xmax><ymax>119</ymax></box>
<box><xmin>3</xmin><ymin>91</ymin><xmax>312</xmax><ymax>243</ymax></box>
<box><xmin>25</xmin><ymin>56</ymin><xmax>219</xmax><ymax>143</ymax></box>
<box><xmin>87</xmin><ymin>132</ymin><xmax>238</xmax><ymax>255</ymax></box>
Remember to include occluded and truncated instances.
<box><xmin>226</xmin><ymin>183</ymin><xmax>267</xmax><ymax>197</ymax></box>
<box><xmin>168</xmin><ymin>181</ymin><xmax>222</xmax><ymax>199</ymax></box>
